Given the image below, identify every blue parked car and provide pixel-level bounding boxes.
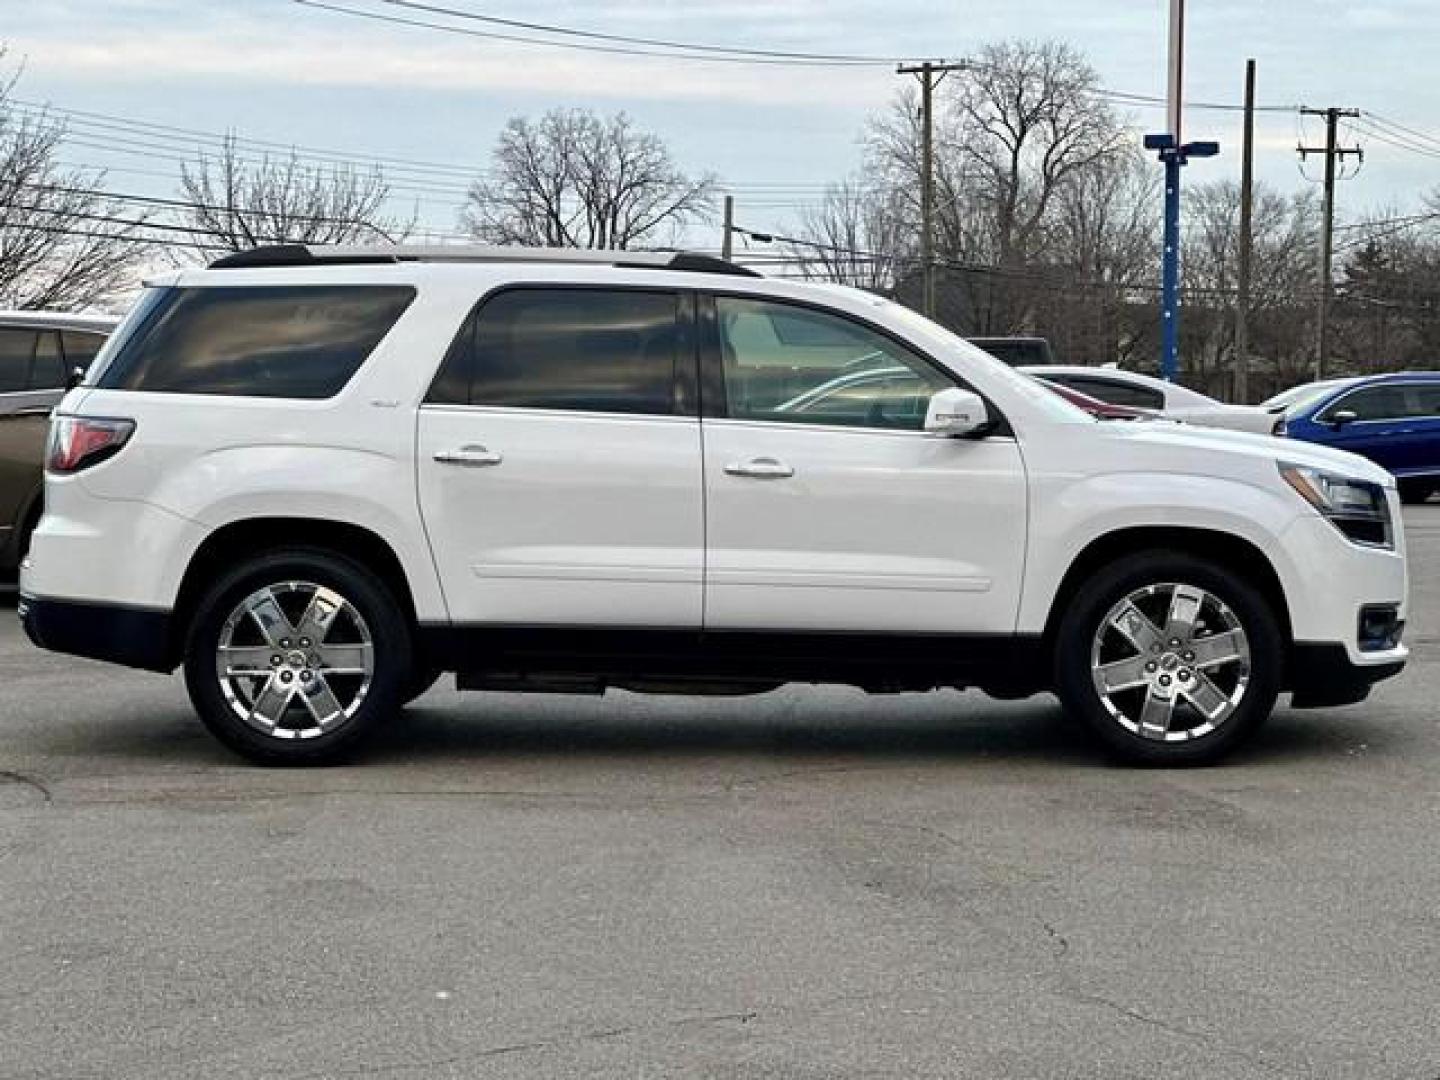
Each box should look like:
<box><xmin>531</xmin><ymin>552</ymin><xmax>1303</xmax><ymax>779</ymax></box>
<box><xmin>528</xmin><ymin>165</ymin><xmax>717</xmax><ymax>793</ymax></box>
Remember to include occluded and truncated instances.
<box><xmin>1275</xmin><ymin>372</ymin><xmax>1440</xmax><ymax>504</ymax></box>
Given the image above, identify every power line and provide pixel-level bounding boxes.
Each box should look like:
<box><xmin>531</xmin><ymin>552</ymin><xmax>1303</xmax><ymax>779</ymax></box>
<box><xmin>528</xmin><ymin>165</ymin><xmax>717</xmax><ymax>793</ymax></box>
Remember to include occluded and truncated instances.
<box><xmin>1351</xmin><ymin>118</ymin><xmax>1440</xmax><ymax>161</ymax></box>
<box><xmin>293</xmin><ymin>0</ymin><xmax>894</xmax><ymax>66</ymax></box>
<box><xmin>12</xmin><ymin>97</ymin><xmax>482</xmax><ymax>181</ymax></box>
<box><xmin>378</xmin><ymin>0</ymin><xmax>908</xmax><ymax>63</ymax></box>
<box><xmin>1362</xmin><ymin>112</ymin><xmax>1440</xmax><ymax>153</ymax></box>
<box><xmin>12</xmin><ymin>181</ymin><xmax>467</xmax><ymax>240</ymax></box>
<box><xmin>294</xmin><ymin>0</ymin><xmax>1298</xmax><ymax>113</ymax></box>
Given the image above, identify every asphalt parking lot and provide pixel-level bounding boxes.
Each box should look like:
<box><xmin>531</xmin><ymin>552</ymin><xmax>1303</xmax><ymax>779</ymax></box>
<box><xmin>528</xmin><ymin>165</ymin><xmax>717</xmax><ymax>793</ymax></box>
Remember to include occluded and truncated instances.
<box><xmin>2</xmin><ymin>509</ymin><xmax>1439</xmax><ymax>1080</ymax></box>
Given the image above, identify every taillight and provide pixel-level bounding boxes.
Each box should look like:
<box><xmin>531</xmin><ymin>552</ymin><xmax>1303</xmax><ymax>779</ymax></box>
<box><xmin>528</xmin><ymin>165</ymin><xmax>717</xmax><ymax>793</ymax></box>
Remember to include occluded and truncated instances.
<box><xmin>46</xmin><ymin>415</ymin><xmax>135</xmax><ymax>474</ymax></box>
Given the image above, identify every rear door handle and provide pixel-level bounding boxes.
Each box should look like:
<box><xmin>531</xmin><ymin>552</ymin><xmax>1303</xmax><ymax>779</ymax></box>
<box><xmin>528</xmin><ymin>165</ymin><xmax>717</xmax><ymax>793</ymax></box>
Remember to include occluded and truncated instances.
<box><xmin>434</xmin><ymin>444</ymin><xmax>503</xmax><ymax>467</ymax></box>
<box><xmin>724</xmin><ymin>456</ymin><xmax>794</xmax><ymax>480</ymax></box>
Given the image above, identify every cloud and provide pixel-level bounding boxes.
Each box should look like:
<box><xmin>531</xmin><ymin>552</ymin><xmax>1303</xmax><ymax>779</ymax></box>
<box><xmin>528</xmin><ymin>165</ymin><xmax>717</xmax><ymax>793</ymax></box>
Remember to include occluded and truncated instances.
<box><xmin>6</xmin><ymin>27</ymin><xmax>897</xmax><ymax>109</ymax></box>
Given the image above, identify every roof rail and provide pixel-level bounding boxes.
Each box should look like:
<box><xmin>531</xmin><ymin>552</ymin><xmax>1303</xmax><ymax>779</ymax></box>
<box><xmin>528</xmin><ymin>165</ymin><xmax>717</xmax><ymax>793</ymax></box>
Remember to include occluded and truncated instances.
<box><xmin>207</xmin><ymin>243</ymin><xmax>760</xmax><ymax>278</ymax></box>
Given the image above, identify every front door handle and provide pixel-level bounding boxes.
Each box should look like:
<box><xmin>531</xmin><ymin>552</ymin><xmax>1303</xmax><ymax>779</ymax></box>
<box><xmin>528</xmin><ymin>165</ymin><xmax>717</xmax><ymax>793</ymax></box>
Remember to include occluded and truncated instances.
<box><xmin>434</xmin><ymin>444</ymin><xmax>503</xmax><ymax>467</ymax></box>
<box><xmin>724</xmin><ymin>456</ymin><xmax>794</xmax><ymax>480</ymax></box>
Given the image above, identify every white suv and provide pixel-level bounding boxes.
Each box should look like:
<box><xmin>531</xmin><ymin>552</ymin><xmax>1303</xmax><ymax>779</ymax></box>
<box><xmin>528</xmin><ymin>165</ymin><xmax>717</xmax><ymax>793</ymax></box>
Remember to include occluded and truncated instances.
<box><xmin>19</xmin><ymin>245</ymin><xmax>1409</xmax><ymax>765</ymax></box>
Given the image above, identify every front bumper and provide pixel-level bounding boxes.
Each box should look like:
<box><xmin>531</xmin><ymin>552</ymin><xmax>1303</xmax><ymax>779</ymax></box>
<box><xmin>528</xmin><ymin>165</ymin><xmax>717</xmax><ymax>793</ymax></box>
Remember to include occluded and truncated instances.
<box><xmin>1288</xmin><ymin>642</ymin><xmax>1406</xmax><ymax>708</ymax></box>
<box><xmin>19</xmin><ymin>593</ymin><xmax>175</xmax><ymax>673</ymax></box>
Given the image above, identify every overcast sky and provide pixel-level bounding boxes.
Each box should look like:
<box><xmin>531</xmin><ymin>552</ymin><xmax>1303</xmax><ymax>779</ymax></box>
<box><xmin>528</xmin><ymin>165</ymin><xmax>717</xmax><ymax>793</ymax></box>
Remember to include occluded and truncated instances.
<box><xmin>6</xmin><ymin>0</ymin><xmax>1438</xmax><ymax>247</ymax></box>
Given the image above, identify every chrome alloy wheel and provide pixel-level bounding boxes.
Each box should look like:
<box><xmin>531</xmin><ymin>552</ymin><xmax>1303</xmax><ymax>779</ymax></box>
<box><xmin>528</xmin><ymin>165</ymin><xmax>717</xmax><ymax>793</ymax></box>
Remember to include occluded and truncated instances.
<box><xmin>1090</xmin><ymin>582</ymin><xmax>1251</xmax><ymax>742</ymax></box>
<box><xmin>215</xmin><ymin>581</ymin><xmax>374</xmax><ymax>740</ymax></box>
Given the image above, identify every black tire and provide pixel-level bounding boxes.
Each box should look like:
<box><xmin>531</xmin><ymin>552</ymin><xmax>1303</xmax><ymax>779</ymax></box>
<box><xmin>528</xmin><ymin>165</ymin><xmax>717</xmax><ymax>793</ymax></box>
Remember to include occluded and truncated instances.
<box><xmin>1053</xmin><ymin>550</ymin><xmax>1283</xmax><ymax>766</ymax></box>
<box><xmin>183</xmin><ymin>547</ymin><xmax>413</xmax><ymax>765</ymax></box>
<box><xmin>403</xmin><ymin>665</ymin><xmax>444</xmax><ymax>705</ymax></box>
<box><xmin>1398</xmin><ymin>479</ymin><xmax>1434</xmax><ymax>505</ymax></box>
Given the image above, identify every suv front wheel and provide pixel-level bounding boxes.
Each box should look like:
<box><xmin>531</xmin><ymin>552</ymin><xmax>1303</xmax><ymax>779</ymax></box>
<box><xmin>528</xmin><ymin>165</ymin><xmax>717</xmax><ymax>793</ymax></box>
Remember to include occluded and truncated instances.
<box><xmin>1054</xmin><ymin>551</ymin><xmax>1283</xmax><ymax>765</ymax></box>
<box><xmin>183</xmin><ymin>548</ymin><xmax>413</xmax><ymax>764</ymax></box>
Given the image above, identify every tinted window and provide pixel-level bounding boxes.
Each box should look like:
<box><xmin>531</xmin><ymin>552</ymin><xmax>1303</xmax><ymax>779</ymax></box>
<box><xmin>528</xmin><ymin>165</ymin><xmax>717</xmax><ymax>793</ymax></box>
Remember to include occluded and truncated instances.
<box><xmin>0</xmin><ymin>328</ymin><xmax>36</xmax><ymax>393</ymax></box>
<box><xmin>456</xmin><ymin>289</ymin><xmax>679</xmax><ymax>415</ymax></box>
<box><xmin>969</xmin><ymin>339</ymin><xmax>1051</xmax><ymax>367</ymax></box>
<box><xmin>1063</xmin><ymin>375</ymin><xmax>1165</xmax><ymax>410</ymax></box>
<box><xmin>717</xmin><ymin>297</ymin><xmax>952</xmax><ymax>430</ymax></box>
<box><xmin>60</xmin><ymin>330</ymin><xmax>107</xmax><ymax>374</ymax></box>
<box><xmin>1321</xmin><ymin>386</ymin><xmax>1408</xmax><ymax>422</ymax></box>
<box><xmin>97</xmin><ymin>286</ymin><xmax>414</xmax><ymax>399</ymax></box>
<box><xmin>29</xmin><ymin>331</ymin><xmax>65</xmax><ymax>390</ymax></box>
<box><xmin>1407</xmin><ymin>383</ymin><xmax>1440</xmax><ymax>418</ymax></box>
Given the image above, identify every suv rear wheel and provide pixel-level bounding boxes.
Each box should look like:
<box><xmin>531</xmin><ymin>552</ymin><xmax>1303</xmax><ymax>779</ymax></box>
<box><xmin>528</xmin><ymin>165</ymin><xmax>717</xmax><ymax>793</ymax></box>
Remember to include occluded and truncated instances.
<box><xmin>183</xmin><ymin>548</ymin><xmax>412</xmax><ymax>765</ymax></box>
<box><xmin>1054</xmin><ymin>551</ymin><xmax>1283</xmax><ymax>765</ymax></box>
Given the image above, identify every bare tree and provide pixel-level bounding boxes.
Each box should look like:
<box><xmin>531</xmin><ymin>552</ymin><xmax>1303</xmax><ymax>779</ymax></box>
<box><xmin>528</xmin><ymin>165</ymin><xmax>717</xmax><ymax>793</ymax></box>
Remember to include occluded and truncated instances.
<box><xmin>0</xmin><ymin>55</ymin><xmax>152</xmax><ymax>309</ymax></box>
<box><xmin>178</xmin><ymin>135</ymin><xmax>408</xmax><ymax>253</ymax></box>
<box><xmin>1180</xmin><ymin>182</ymin><xmax>1319</xmax><ymax>396</ymax></box>
<box><xmin>1042</xmin><ymin>150</ymin><xmax>1160</xmax><ymax>364</ymax></box>
<box><xmin>463</xmin><ymin>109</ymin><xmax>715</xmax><ymax>250</ymax></box>
<box><xmin>781</xmin><ymin>179</ymin><xmax>911</xmax><ymax>292</ymax></box>
<box><xmin>866</xmin><ymin>39</ymin><xmax>1132</xmax><ymax>333</ymax></box>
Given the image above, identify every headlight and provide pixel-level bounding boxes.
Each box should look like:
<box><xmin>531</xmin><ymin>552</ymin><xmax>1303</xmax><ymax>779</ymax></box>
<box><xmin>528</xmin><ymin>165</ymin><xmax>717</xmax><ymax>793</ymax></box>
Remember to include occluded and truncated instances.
<box><xmin>1279</xmin><ymin>463</ymin><xmax>1393</xmax><ymax>548</ymax></box>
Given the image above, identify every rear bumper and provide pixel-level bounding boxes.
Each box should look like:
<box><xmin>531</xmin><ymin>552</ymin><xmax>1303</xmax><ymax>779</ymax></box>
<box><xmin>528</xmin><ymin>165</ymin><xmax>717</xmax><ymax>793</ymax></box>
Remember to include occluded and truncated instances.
<box><xmin>1288</xmin><ymin>642</ymin><xmax>1406</xmax><ymax>708</ymax></box>
<box><xmin>18</xmin><ymin>593</ymin><xmax>175</xmax><ymax>673</ymax></box>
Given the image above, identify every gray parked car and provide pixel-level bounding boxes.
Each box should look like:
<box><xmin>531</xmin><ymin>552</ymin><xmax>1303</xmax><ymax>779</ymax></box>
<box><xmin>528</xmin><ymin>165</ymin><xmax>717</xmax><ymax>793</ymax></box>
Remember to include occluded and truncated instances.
<box><xmin>0</xmin><ymin>311</ymin><xmax>117</xmax><ymax>576</ymax></box>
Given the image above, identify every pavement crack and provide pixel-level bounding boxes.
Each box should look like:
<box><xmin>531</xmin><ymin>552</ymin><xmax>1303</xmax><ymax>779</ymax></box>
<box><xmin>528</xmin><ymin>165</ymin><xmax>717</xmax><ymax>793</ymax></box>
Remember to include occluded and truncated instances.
<box><xmin>0</xmin><ymin>768</ymin><xmax>52</xmax><ymax>803</ymax></box>
<box><xmin>272</xmin><ymin>1008</ymin><xmax>759</xmax><ymax>1078</ymax></box>
<box><xmin>1062</xmin><ymin>989</ymin><xmax>1287</xmax><ymax>1076</ymax></box>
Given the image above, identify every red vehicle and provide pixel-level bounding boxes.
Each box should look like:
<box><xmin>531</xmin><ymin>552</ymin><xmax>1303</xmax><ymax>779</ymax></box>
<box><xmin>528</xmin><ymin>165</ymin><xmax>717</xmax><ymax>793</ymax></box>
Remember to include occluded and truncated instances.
<box><xmin>1034</xmin><ymin>377</ymin><xmax>1156</xmax><ymax>421</ymax></box>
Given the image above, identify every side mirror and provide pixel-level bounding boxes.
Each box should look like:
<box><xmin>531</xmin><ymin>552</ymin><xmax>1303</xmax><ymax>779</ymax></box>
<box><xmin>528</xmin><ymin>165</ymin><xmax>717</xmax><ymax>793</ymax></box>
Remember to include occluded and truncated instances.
<box><xmin>65</xmin><ymin>366</ymin><xmax>85</xmax><ymax>392</ymax></box>
<box><xmin>1329</xmin><ymin>409</ymin><xmax>1358</xmax><ymax>429</ymax></box>
<box><xmin>924</xmin><ymin>388</ymin><xmax>991</xmax><ymax>438</ymax></box>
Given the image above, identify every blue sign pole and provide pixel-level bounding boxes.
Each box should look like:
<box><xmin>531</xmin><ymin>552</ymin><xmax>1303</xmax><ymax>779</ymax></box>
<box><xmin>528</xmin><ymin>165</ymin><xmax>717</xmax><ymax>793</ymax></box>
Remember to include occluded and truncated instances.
<box><xmin>1145</xmin><ymin>134</ymin><xmax>1218</xmax><ymax>383</ymax></box>
<box><xmin>1160</xmin><ymin>148</ymin><xmax>1183</xmax><ymax>383</ymax></box>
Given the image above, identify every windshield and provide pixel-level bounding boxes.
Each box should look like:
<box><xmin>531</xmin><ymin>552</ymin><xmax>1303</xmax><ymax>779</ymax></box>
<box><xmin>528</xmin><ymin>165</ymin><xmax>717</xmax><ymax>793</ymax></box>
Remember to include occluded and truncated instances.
<box><xmin>1277</xmin><ymin>381</ymin><xmax>1353</xmax><ymax>417</ymax></box>
<box><xmin>872</xmin><ymin>299</ymin><xmax>1093</xmax><ymax>424</ymax></box>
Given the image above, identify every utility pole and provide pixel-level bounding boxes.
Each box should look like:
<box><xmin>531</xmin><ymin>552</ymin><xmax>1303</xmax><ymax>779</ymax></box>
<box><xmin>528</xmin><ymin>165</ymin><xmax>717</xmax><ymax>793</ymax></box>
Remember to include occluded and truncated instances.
<box><xmin>1234</xmin><ymin>59</ymin><xmax>1256</xmax><ymax>404</ymax></box>
<box><xmin>1298</xmin><ymin>106</ymin><xmax>1362</xmax><ymax>380</ymax></box>
<box><xmin>721</xmin><ymin>194</ymin><xmax>734</xmax><ymax>261</ymax></box>
<box><xmin>897</xmin><ymin>60</ymin><xmax>968</xmax><ymax>319</ymax></box>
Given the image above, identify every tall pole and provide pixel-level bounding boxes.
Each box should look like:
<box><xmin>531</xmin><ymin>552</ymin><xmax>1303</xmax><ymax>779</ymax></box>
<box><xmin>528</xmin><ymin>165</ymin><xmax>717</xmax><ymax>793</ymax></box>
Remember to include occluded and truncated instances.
<box><xmin>920</xmin><ymin>64</ymin><xmax>935</xmax><ymax>318</ymax></box>
<box><xmin>1160</xmin><ymin>156</ymin><xmax>1182</xmax><ymax>382</ymax></box>
<box><xmin>1167</xmin><ymin>0</ymin><xmax>1185</xmax><ymax>145</ymax></box>
<box><xmin>1299</xmin><ymin>106</ymin><xmax>1361</xmax><ymax>380</ymax></box>
<box><xmin>897</xmin><ymin>61</ymin><xmax>967</xmax><ymax>320</ymax></box>
<box><xmin>1147</xmin><ymin>0</ymin><xmax>1216</xmax><ymax>383</ymax></box>
<box><xmin>721</xmin><ymin>194</ymin><xmax>734</xmax><ymax>261</ymax></box>
<box><xmin>1234</xmin><ymin>59</ymin><xmax>1256</xmax><ymax>404</ymax></box>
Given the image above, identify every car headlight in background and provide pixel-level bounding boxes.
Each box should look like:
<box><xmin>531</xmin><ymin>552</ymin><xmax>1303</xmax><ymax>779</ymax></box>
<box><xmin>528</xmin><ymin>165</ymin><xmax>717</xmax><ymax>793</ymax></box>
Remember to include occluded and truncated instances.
<box><xmin>1279</xmin><ymin>463</ymin><xmax>1393</xmax><ymax>549</ymax></box>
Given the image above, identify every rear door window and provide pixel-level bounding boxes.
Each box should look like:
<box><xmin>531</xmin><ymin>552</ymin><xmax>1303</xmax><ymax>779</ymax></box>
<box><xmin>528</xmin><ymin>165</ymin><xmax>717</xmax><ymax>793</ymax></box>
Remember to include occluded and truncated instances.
<box><xmin>60</xmin><ymin>330</ymin><xmax>108</xmax><ymax>376</ymax></box>
<box><xmin>29</xmin><ymin>331</ymin><xmax>66</xmax><ymax>390</ymax></box>
<box><xmin>0</xmin><ymin>328</ymin><xmax>36</xmax><ymax>393</ymax></box>
<box><xmin>1407</xmin><ymin>383</ymin><xmax>1440</xmax><ymax>418</ymax></box>
<box><xmin>431</xmin><ymin>288</ymin><xmax>682</xmax><ymax>416</ymax></box>
<box><xmin>96</xmin><ymin>285</ymin><xmax>415</xmax><ymax>399</ymax></box>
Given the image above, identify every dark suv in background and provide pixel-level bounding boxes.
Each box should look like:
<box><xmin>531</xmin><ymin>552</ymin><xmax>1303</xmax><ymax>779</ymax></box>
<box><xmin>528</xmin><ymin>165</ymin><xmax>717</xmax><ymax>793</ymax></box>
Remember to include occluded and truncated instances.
<box><xmin>0</xmin><ymin>311</ymin><xmax>116</xmax><ymax>576</ymax></box>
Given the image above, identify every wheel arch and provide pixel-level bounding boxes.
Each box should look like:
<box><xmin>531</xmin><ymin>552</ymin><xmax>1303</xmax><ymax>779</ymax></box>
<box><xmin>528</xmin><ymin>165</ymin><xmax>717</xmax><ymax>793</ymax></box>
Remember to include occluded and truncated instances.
<box><xmin>169</xmin><ymin>517</ymin><xmax>421</xmax><ymax>667</ymax></box>
<box><xmin>1040</xmin><ymin>525</ymin><xmax>1294</xmax><ymax>661</ymax></box>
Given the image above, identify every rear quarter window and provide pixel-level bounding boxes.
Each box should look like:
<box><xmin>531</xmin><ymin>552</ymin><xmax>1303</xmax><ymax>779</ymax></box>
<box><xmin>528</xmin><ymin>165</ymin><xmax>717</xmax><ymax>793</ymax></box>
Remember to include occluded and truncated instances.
<box><xmin>0</xmin><ymin>328</ymin><xmax>36</xmax><ymax>393</ymax></box>
<box><xmin>97</xmin><ymin>285</ymin><xmax>415</xmax><ymax>399</ymax></box>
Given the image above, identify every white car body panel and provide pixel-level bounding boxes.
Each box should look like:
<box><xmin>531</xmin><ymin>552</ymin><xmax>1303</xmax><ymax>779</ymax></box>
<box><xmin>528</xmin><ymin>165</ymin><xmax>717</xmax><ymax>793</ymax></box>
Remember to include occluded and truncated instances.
<box><xmin>1025</xmin><ymin>365</ymin><xmax>1278</xmax><ymax>435</ymax></box>
<box><xmin>417</xmin><ymin>406</ymin><xmax>704</xmax><ymax>627</ymax></box>
<box><xmin>701</xmin><ymin>420</ymin><xmax>1028</xmax><ymax>633</ymax></box>
<box><xmin>21</xmin><ymin>258</ymin><xmax>1408</xmax><ymax>685</ymax></box>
